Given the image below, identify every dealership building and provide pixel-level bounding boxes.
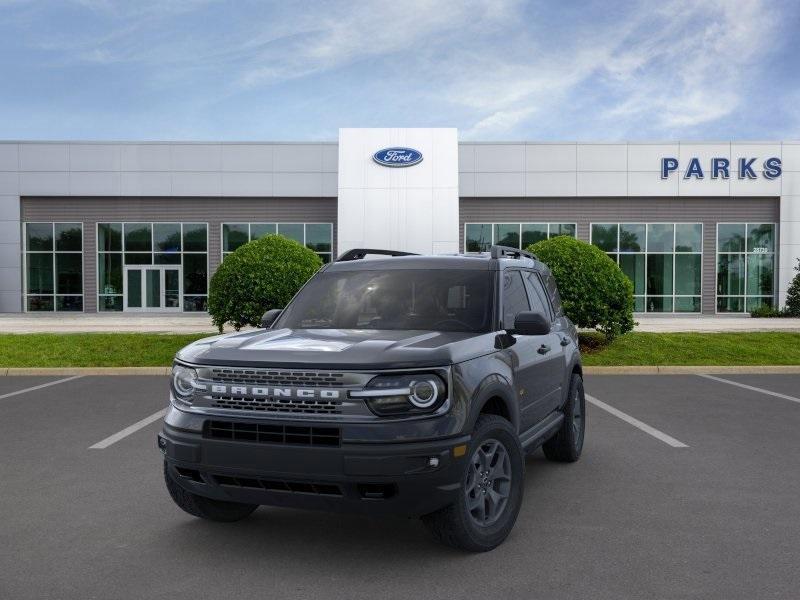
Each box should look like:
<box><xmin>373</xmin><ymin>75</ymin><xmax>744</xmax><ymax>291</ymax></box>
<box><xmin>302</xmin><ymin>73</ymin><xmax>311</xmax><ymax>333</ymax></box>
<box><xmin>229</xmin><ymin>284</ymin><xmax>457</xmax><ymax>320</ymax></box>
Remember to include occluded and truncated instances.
<box><xmin>0</xmin><ymin>128</ymin><xmax>798</xmax><ymax>316</ymax></box>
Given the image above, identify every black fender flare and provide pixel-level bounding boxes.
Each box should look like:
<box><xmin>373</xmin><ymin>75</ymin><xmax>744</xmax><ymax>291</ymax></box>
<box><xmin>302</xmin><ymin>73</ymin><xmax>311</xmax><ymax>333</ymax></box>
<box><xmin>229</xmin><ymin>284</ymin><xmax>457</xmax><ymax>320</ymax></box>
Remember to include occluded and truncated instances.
<box><xmin>467</xmin><ymin>373</ymin><xmax>520</xmax><ymax>433</ymax></box>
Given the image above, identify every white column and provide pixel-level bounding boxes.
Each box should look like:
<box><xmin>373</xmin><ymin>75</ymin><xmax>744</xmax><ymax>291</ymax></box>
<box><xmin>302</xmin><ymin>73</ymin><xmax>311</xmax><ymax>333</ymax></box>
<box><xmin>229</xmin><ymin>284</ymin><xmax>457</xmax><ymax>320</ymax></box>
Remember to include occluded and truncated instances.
<box><xmin>779</xmin><ymin>143</ymin><xmax>800</xmax><ymax>307</ymax></box>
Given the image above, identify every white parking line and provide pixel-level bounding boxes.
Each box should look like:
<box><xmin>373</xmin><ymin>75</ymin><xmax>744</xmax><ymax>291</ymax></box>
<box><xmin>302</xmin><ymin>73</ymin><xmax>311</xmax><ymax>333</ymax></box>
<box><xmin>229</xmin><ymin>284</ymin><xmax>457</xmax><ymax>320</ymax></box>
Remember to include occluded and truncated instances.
<box><xmin>585</xmin><ymin>394</ymin><xmax>689</xmax><ymax>448</ymax></box>
<box><xmin>698</xmin><ymin>374</ymin><xmax>800</xmax><ymax>405</ymax></box>
<box><xmin>89</xmin><ymin>408</ymin><xmax>168</xmax><ymax>449</ymax></box>
<box><xmin>0</xmin><ymin>375</ymin><xmax>83</xmax><ymax>400</ymax></box>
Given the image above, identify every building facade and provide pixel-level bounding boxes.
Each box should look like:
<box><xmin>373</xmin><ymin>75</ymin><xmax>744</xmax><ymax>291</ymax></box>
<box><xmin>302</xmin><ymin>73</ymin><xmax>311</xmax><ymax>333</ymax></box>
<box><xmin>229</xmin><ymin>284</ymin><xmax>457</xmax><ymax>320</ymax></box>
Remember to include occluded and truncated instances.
<box><xmin>1</xmin><ymin>128</ymin><xmax>798</xmax><ymax>316</ymax></box>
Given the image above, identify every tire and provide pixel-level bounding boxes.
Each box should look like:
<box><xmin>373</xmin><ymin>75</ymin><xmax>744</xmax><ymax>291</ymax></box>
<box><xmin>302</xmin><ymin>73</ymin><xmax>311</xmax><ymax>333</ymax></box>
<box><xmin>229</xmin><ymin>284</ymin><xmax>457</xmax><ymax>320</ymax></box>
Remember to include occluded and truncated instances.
<box><xmin>542</xmin><ymin>373</ymin><xmax>585</xmax><ymax>463</ymax></box>
<box><xmin>163</xmin><ymin>462</ymin><xmax>258</xmax><ymax>522</ymax></box>
<box><xmin>422</xmin><ymin>414</ymin><xmax>524</xmax><ymax>552</ymax></box>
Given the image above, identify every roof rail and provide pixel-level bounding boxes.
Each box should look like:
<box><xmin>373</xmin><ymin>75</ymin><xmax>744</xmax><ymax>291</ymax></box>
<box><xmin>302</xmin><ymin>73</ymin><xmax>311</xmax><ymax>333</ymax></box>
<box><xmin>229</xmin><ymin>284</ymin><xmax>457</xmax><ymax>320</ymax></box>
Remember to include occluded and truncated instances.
<box><xmin>489</xmin><ymin>245</ymin><xmax>538</xmax><ymax>261</ymax></box>
<box><xmin>336</xmin><ymin>248</ymin><xmax>419</xmax><ymax>262</ymax></box>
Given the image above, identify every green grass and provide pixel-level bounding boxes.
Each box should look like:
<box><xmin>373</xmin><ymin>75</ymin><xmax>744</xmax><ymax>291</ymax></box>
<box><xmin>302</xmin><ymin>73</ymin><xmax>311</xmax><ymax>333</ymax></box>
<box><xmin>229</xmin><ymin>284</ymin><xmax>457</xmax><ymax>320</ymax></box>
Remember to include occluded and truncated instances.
<box><xmin>580</xmin><ymin>332</ymin><xmax>800</xmax><ymax>366</ymax></box>
<box><xmin>0</xmin><ymin>331</ymin><xmax>799</xmax><ymax>368</ymax></box>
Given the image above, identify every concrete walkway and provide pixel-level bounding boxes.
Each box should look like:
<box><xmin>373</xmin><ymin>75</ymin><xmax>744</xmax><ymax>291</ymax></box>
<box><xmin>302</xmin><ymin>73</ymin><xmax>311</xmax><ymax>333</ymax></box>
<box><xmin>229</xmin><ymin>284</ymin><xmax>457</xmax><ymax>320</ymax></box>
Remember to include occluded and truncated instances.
<box><xmin>1</xmin><ymin>313</ymin><xmax>800</xmax><ymax>334</ymax></box>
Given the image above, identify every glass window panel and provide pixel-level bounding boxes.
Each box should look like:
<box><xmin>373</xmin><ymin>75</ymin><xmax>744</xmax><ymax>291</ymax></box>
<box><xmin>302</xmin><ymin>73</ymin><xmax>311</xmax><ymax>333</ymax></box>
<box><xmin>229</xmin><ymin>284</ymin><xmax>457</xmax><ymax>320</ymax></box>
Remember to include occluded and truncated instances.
<box><xmin>619</xmin><ymin>224</ymin><xmax>645</xmax><ymax>252</ymax></box>
<box><xmin>619</xmin><ymin>254</ymin><xmax>645</xmax><ymax>295</ymax></box>
<box><xmin>154</xmin><ymin>253</ymin><xmax>181</xmax><ymax>265</ymax></box>
<box><xmin>183</xmin><ymin>254</ymin><xmax>208</xmax><ymax>295</ymax></box>
<box><xmin>494</xmin><ymin>224</ymin><xmax>520</xmax><ymax>249</ymax></box>
<box><xmin>675</xmin><ymin>254</ymin><xmax>701</xmax><ymax>295</ymax></box>
<box><xmin>521</xmin><ymin>224</ymin><xmax>547</xmax><ymax>248</ymax></box>
<box><xmin>717</xmin><ymin>254</ymin><xmax>745</xmax><ymax>295</ymax></box>
<box><xmin>56</xmin><ymin>296</ymin><xmax>82</xmax><ymax>311</ymax></box>
<box><xmin>550</xmin><ymin>223</ymin><xmax>576</xmax><ymax>238</ymax></box>
<box><xmin>502</xmin><ymin>270</ymin><xmax>530</xmax><ymax>329</ymax></box>
<box><xmin>183</xmin><ymin>223</ymin><xmax>207</xmax><ymax>252</ymax></box>
<box><xmin>317</xmin><ymin>253</ymin><xmax>332</xmax><ymax>264</ymax></box>
<box><xmin>98</xmin><ymin>223</ymin><xmax>122</xmax><ymax>251</ymax></box>
<box><xmin>183</xmin><ymin>296</ymin><xmax>208</xmax><ymax>312</ymax></box>
<box><xmin>646</xmin><ymin>254</ymin><xmax>673</xmax><ymax>295</ymax></box>
<box><xmin>278</xmin><ymin>223</ymin><xmax>304</xmax><ymax>244</ymax></box>
<box><xmin>153</xmin><ymin>223</ymin><xmax>181</xmax><ymax>253</ymax></box>
<box><xmin>124</xmin><ymin>223</ymin><xmax>151</xmax><ymax>252</ymax></box>
<box><xmin>465</xmin><ymin>224</ymin><xmax>492</xmax><ymax>252</ymax></box>
<box><xmin>127</xmin><ymin>270</ymin><xmax>142</xmax><ymax>308</ymax></box>
<box><xmin>675</xmin><ymin>224</ymin><xmax>702</xmax><ymax>252</ymax></box>
<box><xmin>124</xmin><ymin>253</ymin><xmax>152</xmax><ymax>265</ymax></box>
<box><xmin>633</xmin><ymin>297</ymin><xmax>645</xmax><ymax>312</ymax></box>
<box><xmin>746</xmin><ymin>297</ymin><xmax>774</xmax><ymax>312</ymax></box>
<box><xmin>305</xmin><ymin>224</ymin><xmax>332</xmax><ymax>252</ymax></box>
<box><xmin>223</xmin><ymin>224</ymin><xmax>249</xmax><ymax>252</ymax></box>
<box><xmin>55</xmin><ymin>253</ymin><xmax>82</xmax><ymax>294</ymax></box>
<box><xmin>647</xmin><ymin>224</ymin><xmax>674</xmax><ymax>252</ymax></box>
<box><xmin>26</xmin><ymin>223</ymin><xmax>53</xmax><ymax>252</ymax></box>
<box><xmin>98</xmin><ymin>253</ymin><xmax>122</xmax><ymax>295</ymax></box>
<box><xmin>746</xmin><ymin>254</ymin><xmax>774</xmax><ymax>296</ymax></box>
<box><xmin>26</xmin><ymin>253</ymin><xmax>53</xmax><ymax>294</ymax></box>
<box><xmin>98</xmin><ymin>295</ymin><xmax>123</xmax><ymax>312</ymax></box>
<box><xmin>145</xmin><ymin>269</ymin><xmax>160</xmax><ymax>308</ymax></box>
<box><xmin>250</xmin><ymin>223</ymin><xmax>277</xmax><ymax>240</ymax></box>
<box><xmin>675</xmin><ymin>297</ymin><xmax>701</xmax><ymax>313</ymax></box>
<box><xmin>165</xmin><ymin>269</ymin><xmax>180</xmax><ymax>308</ymax></box>
<box><xmin>717</xmin><ymin>296</ymin><xmax>744</xmax><ymax>313</ymax></box>
<box><xmin>55</xmin><ymin>223</ymin><xmax>82</xmax><ymax>251</ymax></box>
<box><xmin>747</xmin><ymin>223</ymin><xmax>774</xmax><ymax>253</ymax></box>
<box><xmin>26</xmin><ymin>296</ymin><xmax>54</xmax><ymax>311</ymax></box>
<box><xmin>591</xmin><ymin>224</ymin><xmax>618</xmax><ymax>252</ymax></box>
<box><xmin>718</xmin><ymin>223</ymin><xmax>746</xmax><ymax>252</ymax></box>
<box><xmin>646</xmin><ymin>296</ymin><xmax>673</xmax><ymax>313</ymax></box>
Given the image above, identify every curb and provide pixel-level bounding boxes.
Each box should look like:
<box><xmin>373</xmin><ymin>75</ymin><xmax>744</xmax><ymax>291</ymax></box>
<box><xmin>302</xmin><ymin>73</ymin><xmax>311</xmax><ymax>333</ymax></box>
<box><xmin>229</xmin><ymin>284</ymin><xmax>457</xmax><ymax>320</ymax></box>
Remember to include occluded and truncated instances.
<box><xmin>1</xmin><ymin>365</ymin><xmax>799</xmax><ymax>376</ymax></box>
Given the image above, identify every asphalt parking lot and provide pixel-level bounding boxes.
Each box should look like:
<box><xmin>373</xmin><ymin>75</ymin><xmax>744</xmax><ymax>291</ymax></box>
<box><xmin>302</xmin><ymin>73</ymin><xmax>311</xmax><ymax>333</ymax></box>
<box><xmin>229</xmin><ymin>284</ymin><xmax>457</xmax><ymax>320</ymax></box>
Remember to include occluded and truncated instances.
<box><xmin>2</xmin><ymin>374</ymin><xmax>799</xmax><ymax>600</ymax></box>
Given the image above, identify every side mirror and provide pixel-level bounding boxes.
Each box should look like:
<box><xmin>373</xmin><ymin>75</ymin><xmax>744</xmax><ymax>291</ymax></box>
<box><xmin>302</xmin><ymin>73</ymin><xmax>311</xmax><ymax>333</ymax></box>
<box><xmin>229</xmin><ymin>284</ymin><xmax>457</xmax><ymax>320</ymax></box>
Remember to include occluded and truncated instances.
<box><xmin>259</xmin><ymin>309</ymin><xmax>282</xmax><ymax>329</ymax></box>
<box><xmin>512</xmin><ymin>311</ymin><xmax>550</xmax><ymax>336</ymax></box>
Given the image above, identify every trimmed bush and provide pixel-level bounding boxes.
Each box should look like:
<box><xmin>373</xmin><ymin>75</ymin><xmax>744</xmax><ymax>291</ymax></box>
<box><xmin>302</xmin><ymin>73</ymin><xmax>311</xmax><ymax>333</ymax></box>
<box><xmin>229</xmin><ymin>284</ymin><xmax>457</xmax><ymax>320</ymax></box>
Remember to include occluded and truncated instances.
<box><xmin>527</xmin><ymin>236</ymin><xmax>634</xmax><ymax>339</ymax></box>
<box><xmin>785</xmin><ymin>258</ymin><xmax>800</xmax><ymax>317</ymax></box>
<box><xmin>208</xmin><ymin>235</ymin><xmax>322</xmax><ymax>332</ymax></box>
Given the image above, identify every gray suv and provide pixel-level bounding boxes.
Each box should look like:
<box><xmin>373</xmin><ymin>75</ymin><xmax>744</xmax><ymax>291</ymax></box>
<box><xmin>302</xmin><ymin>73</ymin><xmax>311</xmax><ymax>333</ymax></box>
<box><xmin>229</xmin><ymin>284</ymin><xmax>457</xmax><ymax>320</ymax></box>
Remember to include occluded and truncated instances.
<box><xmin>159</xmin><ymin>245</ymin><xmax>585</xmax><ymax>551</ymax></box>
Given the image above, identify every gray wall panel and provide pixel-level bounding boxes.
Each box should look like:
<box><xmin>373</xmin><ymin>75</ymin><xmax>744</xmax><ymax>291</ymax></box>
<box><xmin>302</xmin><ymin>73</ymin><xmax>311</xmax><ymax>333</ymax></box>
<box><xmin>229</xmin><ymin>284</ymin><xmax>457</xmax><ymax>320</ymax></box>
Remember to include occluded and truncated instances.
<box><xmin>459</xmin><ymin>197</ymin><xmax>779</xmax><ymax>314</ymax></box>
<box><xmin>21</xmin><ymin>197</ymin><xmax>337</xmax><ymax>313</ymax></box>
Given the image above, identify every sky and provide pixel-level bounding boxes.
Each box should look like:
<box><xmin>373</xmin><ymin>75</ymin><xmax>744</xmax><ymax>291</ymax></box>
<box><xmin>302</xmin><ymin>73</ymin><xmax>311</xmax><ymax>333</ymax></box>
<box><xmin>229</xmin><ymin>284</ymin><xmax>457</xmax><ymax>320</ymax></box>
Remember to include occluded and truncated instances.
<box><xmin>0</xmin><ymin>0</ymin><xmax>798</xmax><ymax>141</ymax></box>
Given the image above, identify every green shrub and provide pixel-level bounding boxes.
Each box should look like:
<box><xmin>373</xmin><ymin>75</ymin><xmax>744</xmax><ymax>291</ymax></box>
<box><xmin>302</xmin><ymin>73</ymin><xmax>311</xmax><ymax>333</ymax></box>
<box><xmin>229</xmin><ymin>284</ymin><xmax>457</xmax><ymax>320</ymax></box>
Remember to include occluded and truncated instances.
<box><xmin>749</xmin><ymin>305</ymin><xmax>787</xmax><ymax>318</ymax></box>
<box><xmin>785</xmin><ymin>258</ymin><xmax>800</xmax><ymax>317</ymax></box>
<box><xmin>527</xmin><ymin>236</ymin><xmax>634</xmax><ymax>339</ymax></box>
<box><xmin>208</xmin><ymin>235</ymin><xmax>322</xmax><ymax>332</ymax></box>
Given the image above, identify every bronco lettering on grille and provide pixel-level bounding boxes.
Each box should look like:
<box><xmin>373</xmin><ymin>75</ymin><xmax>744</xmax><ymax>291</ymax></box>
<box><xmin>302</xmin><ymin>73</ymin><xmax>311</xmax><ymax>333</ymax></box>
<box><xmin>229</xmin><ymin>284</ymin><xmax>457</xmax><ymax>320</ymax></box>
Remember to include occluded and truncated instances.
<box><xmin>209</xmin><ymin>384</ymin><xmax>340</xmax><ymax>399</ymax></box>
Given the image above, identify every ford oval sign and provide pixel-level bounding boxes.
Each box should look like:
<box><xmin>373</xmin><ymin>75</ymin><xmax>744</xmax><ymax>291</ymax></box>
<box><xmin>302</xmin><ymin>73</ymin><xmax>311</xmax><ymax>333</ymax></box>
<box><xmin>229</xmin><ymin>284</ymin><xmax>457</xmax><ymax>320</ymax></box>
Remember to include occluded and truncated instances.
<box><xmin>373</xmin><ymin>147</ymin><xmax>423</xmax><ymax>168</ymax></box>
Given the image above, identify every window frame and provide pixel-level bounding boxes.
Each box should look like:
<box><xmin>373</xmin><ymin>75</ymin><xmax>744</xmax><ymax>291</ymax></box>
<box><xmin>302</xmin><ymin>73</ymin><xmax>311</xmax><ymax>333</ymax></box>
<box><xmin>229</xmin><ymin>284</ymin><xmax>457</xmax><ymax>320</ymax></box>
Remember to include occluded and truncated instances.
<box><xmin>220</xmin><ymin>222</ymin><xmax>334</xmax><ymax>263</ymax></box>
<box><xmin>589</xmin><ymin>222</ymin><xmax>704</xmax><ymax>314</ymax></box>
<box><xmin>23</xmin><ymin>221</ymin><xmax>84</xmax><ymax>312</ymax></box>
<box><xmin>463</xmin><ymin>222</ymin><xmax>577</xmax><ymax>253</ymax></box>
<box><xmin>715</xmin><ymin>222</ymin><xmax>777</xmax><ymax>314</ymax></box>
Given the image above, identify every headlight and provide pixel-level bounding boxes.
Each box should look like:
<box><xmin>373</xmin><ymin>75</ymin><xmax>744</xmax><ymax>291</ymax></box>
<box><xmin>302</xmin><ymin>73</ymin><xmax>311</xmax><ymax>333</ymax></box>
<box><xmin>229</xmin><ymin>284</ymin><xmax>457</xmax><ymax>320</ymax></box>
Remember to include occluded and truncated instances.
<box><xmin>171</xmin><ymin>364</ymin><xmax>198</xmax><ymax>402</ymax></box>
<box><xmin>351</xmin><ymin>373</ymin><xmax>447</xmax><ymax>416</ymax></box>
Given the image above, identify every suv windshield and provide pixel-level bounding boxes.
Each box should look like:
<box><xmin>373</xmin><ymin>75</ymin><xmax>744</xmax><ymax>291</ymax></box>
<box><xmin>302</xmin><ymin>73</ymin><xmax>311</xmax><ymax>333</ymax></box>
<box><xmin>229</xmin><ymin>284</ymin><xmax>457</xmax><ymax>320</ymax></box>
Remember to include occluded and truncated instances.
<box><xmin>276</xmin><ymin>269</ymin><xmax>493</xmax><ymax>332</ymax></box>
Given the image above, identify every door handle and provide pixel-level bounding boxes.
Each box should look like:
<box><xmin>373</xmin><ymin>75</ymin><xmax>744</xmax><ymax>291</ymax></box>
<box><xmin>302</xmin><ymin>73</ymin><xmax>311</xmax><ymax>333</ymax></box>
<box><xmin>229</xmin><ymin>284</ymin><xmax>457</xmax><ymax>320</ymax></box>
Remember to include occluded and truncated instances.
<box><xmin>537</xmin><ymin>344</ymin><xmax>551</xmax><ymax>355</ymax></box>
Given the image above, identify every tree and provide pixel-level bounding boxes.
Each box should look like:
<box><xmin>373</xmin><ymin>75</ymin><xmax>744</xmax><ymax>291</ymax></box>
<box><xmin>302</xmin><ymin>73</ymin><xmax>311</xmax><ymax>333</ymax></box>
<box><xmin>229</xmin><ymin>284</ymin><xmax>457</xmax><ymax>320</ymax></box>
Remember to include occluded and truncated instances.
<box><xmin>527</xmin><ymin>236</ymin><xmax>634</xmax><ymax>339</ymax></box>
<box><xmin>208</xmin><ymin>235</ymin><xmax>322</xmax><ymax>332</ymax></box>
<box><xmin>785</xmin><ymin>258</ymin><xmax>800</xmax><ymax>317</ymax></box>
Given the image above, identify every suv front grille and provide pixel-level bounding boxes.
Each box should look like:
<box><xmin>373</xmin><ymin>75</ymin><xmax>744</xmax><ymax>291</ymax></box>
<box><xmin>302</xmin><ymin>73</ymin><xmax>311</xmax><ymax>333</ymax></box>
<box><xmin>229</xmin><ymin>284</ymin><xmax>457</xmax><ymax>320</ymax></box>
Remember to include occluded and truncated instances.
<box><xmin>210</xmin><ymin>395</ymin><xmax>342</xmax><ymax>414</ymax></box>
<box><xmin>211</xmin><ymin>475</ymin><xmax>342</xmax><ymax>496</ymax></box>
<box><xmin>205</xmin><ymin>420</ymin><xmax>341</xmax><ymax>447</ymax></box>
<box><xmin>209</xmin><ymin>368</ymin><xmax>347</xmax><ymax>387</ymax></box>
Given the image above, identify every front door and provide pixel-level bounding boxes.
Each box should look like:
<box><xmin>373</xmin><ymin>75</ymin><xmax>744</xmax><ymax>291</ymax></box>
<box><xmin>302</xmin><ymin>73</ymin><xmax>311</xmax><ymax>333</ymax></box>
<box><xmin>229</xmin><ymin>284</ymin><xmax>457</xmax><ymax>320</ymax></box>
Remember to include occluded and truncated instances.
<box><xmin>123</xmin><ymin>266</ymin><xmax>182</xmax><ymax>312</ymax></box>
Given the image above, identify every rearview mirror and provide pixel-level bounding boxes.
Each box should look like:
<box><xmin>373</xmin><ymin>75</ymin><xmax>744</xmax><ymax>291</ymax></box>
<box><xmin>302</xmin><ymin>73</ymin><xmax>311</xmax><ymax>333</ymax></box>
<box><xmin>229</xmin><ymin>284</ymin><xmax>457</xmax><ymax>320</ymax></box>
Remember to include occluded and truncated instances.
<box><xmin>259</xmin><ymin>309</ymin><xmax>282</xmax><ymax>329</ymax></box>
<box><xmin>512</xmin><ymin>311</ymin><xmax>550</xmax><ymax>336</ymax></box>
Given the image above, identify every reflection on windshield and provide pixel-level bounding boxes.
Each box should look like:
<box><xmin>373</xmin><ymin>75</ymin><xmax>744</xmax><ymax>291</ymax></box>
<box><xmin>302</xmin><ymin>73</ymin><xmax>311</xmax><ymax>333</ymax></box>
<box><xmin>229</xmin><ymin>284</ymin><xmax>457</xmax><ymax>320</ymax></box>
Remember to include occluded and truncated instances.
<box><xmin>276</xmin><ymin>270</ymin><xmax>493</xmax><ymax>333</ymax></box>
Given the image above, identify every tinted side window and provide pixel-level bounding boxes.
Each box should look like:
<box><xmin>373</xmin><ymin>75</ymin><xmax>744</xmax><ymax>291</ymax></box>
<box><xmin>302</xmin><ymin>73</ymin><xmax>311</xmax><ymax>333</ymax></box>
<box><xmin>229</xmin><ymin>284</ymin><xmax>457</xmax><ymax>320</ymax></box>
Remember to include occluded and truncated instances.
<box><xmin>502</xmin><ymin>270</ymin><xmax>530</xmax><ymax>329</ymax></box>
<box><xmin>522</xmin><ymin>271</ymin><xmax>551</xmax><ymax>320</ymax></box>
<box><xmin>543</xmin><ymin>272</ymin><xmax>564</xmax><ymax>317</ymax></box>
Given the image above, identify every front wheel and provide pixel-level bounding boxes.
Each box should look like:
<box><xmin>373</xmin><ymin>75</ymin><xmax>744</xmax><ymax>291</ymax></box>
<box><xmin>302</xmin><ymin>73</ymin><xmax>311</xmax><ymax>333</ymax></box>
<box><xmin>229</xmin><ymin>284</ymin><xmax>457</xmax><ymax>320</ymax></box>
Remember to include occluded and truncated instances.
<box><xmin>422</xmin><ymin>414</ymin><xmax>524</xmax><ymax>552</ymax></box>
<box><xmin>542</xmin><ymin>373</ymin><xmax>586</xmax><ymax>462</ymax></box>
<box><xmin>164</xmin><ymin>462</ymin><xmax>258</xmax><ymax>522</ymax></box>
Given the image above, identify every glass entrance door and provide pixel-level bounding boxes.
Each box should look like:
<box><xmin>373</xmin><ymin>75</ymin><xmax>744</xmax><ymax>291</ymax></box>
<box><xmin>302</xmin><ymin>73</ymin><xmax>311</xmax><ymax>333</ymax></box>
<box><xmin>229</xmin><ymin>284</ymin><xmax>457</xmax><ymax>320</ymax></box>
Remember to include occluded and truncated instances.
<box><xmin>123</xmin><ymin>266</ymin><xmax>182</xmax><ymax>312</ymax></box>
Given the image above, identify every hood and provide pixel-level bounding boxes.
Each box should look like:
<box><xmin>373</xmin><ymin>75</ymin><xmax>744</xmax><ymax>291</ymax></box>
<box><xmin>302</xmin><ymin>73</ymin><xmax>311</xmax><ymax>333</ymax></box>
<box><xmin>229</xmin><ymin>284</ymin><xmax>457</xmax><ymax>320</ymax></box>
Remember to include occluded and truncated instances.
<box><xmin>176</xmin><ymin>327</ymin><xmax>497</xmax><ymax>370</ymax></box>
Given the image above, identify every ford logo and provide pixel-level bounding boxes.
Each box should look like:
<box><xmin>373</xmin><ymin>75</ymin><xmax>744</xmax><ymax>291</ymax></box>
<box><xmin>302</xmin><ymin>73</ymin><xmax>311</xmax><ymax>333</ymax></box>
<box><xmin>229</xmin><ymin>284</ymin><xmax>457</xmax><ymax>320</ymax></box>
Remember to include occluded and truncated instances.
<box><xmin>373</xmin><ymin>147</ymin><xmax>423</xmax><ymax>168</ymax></box>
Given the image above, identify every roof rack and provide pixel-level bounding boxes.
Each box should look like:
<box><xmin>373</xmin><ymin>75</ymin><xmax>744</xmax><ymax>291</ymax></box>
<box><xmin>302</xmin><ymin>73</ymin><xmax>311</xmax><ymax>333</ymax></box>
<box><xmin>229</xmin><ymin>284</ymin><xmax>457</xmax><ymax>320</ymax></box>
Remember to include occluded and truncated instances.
<box><xmin>336</xmin><ymin>248</ymin><xmax>419</xmax><ymax>262</ymax></box>
<box><xmin>489</xmin><ymin>245</ymin><xmax>538</xmax><ymax>261</ymax></box>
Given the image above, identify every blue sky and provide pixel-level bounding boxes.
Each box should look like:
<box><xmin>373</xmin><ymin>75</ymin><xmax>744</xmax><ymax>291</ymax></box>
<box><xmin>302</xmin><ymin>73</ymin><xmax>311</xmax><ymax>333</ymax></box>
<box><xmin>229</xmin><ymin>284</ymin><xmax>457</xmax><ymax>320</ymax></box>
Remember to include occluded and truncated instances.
<box><xmin>1</xmin><ymin>0</ymin><xmax>798</xmax><ymax>141</ymax></box>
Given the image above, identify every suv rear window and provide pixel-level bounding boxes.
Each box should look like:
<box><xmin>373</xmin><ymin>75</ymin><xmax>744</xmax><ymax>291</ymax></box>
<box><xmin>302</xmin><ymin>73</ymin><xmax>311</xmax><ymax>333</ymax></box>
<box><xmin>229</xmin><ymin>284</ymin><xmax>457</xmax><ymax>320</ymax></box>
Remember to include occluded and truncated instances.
<box><xmin>276</xmin><ymin>269</ymin><xmax>494</xmax><ymax>333</ymax></box>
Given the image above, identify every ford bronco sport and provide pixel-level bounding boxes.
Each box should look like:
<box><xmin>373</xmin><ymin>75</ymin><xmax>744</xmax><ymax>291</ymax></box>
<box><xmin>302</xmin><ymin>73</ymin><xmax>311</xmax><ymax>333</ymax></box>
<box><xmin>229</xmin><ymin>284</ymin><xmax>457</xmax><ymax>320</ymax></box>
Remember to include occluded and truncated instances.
<box><xmin>159</xmin><ymin>245</ymin><xmax>585</xmax><ymax>551</ymax></box>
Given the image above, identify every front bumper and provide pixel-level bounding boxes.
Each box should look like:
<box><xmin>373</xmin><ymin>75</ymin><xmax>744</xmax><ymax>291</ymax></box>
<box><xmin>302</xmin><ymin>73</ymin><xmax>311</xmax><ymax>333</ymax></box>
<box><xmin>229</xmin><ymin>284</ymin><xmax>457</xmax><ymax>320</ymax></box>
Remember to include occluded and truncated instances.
<box><xmin>160</xmin><ymin>418</ymin><xmax>471</xmax><ymax>518</ymax></box>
